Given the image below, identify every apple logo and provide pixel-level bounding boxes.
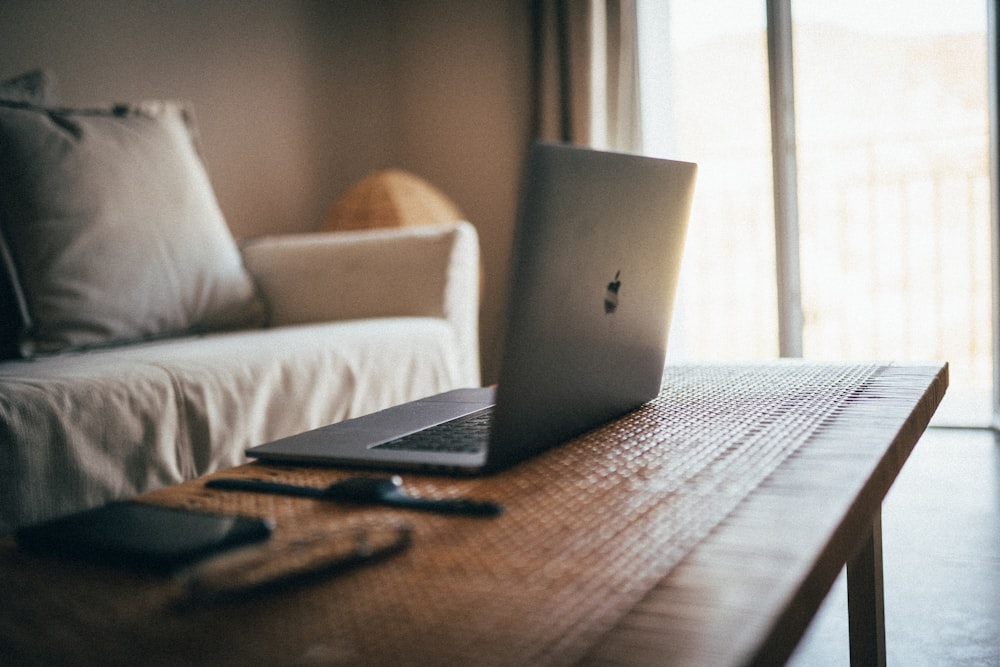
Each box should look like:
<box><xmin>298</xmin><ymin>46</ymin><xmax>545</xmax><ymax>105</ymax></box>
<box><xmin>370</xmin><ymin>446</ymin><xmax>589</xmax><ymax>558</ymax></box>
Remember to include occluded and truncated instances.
<box><xmin>604</xmin><ymin>270</ymin><xmax>621</xmax><ymax>314</ymax></box>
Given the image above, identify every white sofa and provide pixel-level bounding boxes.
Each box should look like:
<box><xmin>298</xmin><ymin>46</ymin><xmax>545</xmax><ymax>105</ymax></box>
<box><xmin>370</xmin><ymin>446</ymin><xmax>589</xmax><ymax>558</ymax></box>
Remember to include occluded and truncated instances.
<box><xmin>0</xmin><ymin>72</ymin><xmax>480</xmax><ymax>533</ymax></box>
<box><xmin>0</xmin><ymin>223</ymin><xmax>481</xmax><ymax>535</ymax></box>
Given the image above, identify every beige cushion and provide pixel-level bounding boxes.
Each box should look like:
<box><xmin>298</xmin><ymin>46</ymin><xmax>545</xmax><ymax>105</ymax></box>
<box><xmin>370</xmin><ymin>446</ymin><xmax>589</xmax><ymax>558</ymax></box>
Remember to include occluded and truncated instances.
<box><xmin>0</xmin><ymin>100</ymin><xmax>264</xmax><ymax>356</ymax></box>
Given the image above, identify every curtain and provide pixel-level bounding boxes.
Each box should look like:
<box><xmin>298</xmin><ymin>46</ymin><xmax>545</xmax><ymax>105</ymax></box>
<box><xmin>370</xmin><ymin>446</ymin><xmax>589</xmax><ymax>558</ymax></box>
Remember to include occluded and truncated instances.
<box><xmin>531</xmin><ymin>0</ymin><xmax>642</xmax><ymax>152</ymax></box>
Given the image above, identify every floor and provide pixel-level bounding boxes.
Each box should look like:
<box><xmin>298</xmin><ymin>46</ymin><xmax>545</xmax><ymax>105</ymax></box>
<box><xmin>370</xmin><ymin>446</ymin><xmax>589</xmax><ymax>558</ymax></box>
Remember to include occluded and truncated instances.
<box><xmin>787</xmin><ymin>427</ymin><xmax>1000</xmax><ymax>666</ymax></box>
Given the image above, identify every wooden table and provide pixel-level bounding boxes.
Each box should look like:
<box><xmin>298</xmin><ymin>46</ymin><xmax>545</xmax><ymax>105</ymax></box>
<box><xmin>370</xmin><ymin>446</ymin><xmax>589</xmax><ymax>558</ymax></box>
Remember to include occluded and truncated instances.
<box><xmin>0</xmin><ymin>363</ymin><xmax>947</xmax><ymax>667</ymax></box>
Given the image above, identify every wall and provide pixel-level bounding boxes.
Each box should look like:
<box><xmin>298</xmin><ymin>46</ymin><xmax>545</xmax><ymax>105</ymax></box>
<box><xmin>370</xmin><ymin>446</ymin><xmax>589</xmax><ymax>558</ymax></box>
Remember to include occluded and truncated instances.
<box><xmin>0</xmin><ymin>0</ymin><xmax>403</xmax><ymax>238</ymax></box>
<box><xmin>388</xmin><ymin>1</ymin><xmax>532</xmax><ymax>383</ymax></box>
<box><xmin>0</xmin><ymin>0</ymin><xmax>532</xmax><ymax>382</ymax></box>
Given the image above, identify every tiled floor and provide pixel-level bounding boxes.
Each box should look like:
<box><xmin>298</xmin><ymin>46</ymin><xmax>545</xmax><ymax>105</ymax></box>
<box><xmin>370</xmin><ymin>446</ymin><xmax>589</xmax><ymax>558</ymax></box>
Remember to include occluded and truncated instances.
<box><xmin>788</xmin><ymin>428</ymin><xmax>1000</xmax><ymax>666</ymax></box>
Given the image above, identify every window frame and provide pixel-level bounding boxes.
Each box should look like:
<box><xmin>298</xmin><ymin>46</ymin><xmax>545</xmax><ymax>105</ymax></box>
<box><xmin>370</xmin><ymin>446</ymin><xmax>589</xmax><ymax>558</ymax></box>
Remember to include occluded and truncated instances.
<box><xmin>766</xmin><ymin>0</ymin><xmax>998</xmax><ymax>426</ymax></box>
<box><xmin>766</xmin><ymin>0</ymin><xmax>805</xmax><ymax>358</ymax></box>
<box><xmin>989</xmin><ymin>0</ymin><xmax>1000</xmax><ymax>427</ymax></box>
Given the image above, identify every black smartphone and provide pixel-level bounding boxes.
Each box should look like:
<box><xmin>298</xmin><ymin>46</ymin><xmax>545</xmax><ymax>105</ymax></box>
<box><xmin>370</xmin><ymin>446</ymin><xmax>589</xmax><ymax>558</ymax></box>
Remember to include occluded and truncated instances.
<box><xmin>15</xmin><ymin>501</ymin><xmax>273</xmax><ymax>573</ymax></box>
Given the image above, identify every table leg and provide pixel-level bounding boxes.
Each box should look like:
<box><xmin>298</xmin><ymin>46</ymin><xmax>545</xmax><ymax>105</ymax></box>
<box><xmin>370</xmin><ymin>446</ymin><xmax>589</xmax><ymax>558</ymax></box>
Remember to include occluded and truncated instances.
<box><xmin>846</xmin><ymin>507</ymin><xmax>886</xmax><ymax>667</ymax></box>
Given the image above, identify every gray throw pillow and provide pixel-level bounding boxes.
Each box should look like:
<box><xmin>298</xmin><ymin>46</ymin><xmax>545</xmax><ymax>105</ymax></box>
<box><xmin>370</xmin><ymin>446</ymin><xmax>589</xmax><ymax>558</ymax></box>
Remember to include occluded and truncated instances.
<box><xmin>0</xmin><ymin>69</ymin><xmax>60</xmax><ymax>106</ymax></box>
<box><xmin>0</xmin><ymin>70</ymin><xmax>61</xmax><ymax>358</ymax></box>
<box><xmin>0</xmin><ymin>100</ymin><xmax>265</xmax><ymax>356</ymax></box>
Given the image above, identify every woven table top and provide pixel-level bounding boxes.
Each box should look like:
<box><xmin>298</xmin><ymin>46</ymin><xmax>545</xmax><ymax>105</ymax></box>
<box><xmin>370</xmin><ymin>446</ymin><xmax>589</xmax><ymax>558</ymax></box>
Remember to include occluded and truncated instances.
<box><xmin>0</xmin><ymin>362</ymin><xmax>947</xmax><ymax>667</ymax></box>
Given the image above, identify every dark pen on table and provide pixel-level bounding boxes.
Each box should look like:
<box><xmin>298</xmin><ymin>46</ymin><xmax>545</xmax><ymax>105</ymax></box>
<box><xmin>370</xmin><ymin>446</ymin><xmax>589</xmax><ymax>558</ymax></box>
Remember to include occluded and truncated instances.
<box><xmin>205</xmin><ymin>475</ymin><xmax>504</xmax><ymax>517</ymax></box>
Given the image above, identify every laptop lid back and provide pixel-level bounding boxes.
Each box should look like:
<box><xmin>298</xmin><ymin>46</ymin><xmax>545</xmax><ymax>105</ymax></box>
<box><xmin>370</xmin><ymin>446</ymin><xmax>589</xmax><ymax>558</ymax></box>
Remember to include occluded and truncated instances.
<box><xmin>486</xmin><ymin>143</ymin><xmax>696</xmax><ymax>470</ymax></box>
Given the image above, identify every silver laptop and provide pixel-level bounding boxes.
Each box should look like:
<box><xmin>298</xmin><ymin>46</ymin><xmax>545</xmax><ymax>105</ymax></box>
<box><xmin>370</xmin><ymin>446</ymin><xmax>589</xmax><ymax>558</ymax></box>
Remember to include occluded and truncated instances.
<box><xmin>246</xmin><ymin>142</ymin><xmax>697</xmax><ymax>474</ymax></box>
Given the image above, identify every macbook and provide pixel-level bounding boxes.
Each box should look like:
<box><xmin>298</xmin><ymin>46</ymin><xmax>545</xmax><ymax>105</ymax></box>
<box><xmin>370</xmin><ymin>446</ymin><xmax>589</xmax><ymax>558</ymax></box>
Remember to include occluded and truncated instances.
<box><xmin>246</xmin><ymin>142</ymin><xmax>697</xmax><ymax>474</ymax></box>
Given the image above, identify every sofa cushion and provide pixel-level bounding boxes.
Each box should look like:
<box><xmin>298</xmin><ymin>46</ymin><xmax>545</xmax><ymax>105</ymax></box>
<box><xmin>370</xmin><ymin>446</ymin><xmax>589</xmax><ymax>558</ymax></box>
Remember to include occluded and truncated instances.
<box><xmin>0</xmin><ymin>70</ymin><xmax>60</xmax><ymax>360</ymax></box>
<box><xmin>0</xmin><ymin>99</ymin><xmax>264</xmax><ymax>357</ymax></box>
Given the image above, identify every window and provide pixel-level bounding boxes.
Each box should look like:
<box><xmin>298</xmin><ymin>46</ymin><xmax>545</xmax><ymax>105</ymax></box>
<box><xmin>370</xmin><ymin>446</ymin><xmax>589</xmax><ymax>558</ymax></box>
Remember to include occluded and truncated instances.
<box><xmin>639</xmin><ymin>0</ymin><xmax>991</xmax><ymax>426</ymax></box>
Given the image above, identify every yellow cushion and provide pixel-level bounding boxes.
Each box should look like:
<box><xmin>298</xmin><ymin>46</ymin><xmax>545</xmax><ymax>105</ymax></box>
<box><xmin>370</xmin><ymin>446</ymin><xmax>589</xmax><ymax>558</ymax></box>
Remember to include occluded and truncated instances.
<box><xmin>322</xmin><ymin>169</ymin><xmax>464</xmax><ymax>232</ymax></box>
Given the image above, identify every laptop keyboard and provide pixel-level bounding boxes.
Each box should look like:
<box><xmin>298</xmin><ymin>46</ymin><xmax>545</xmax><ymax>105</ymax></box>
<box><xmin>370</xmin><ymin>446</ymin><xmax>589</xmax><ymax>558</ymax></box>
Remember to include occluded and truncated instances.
<box><xmin>372</xmin><ymin>408</ymin><xmax>493</xmax><ymax>454</ymax></box>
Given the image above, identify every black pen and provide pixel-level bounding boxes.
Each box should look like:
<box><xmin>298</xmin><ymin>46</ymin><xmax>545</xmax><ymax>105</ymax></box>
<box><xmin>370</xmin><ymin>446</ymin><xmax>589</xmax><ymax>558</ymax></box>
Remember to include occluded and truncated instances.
<box><xmin>205</xmin><ymin>475</ymin><xmax>503</xmax><ymax>517</ymax></box>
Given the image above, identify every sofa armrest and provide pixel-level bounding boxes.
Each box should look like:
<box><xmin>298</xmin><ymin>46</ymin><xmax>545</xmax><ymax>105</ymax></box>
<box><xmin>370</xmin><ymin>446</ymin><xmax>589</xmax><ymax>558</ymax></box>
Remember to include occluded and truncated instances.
<box><xmin>240</xmin><ymin>222</ymin><xmax>481</xmax><ymax>386</ymax></box>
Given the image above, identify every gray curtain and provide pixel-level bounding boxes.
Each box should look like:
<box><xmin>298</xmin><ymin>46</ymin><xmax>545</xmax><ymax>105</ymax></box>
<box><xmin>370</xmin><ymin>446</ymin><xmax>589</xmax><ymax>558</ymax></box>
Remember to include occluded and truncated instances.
<box><xmin>531</xmin><ymin>0</ymin><xmax>642</xmax><ymax>152</ymax></box>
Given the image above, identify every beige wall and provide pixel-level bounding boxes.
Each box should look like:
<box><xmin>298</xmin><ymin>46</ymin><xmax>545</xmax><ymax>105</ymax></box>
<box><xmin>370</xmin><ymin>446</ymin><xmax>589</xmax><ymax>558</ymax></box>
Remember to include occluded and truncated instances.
<box><xmin>0</xmin><ymin>0</ymin><xmax>532</xmax><ymax>382</ymax></box>
<box><xmin>389</xmin><ymin>2</ymin><xmax>531</xmax><ymax>383</ymax></box>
